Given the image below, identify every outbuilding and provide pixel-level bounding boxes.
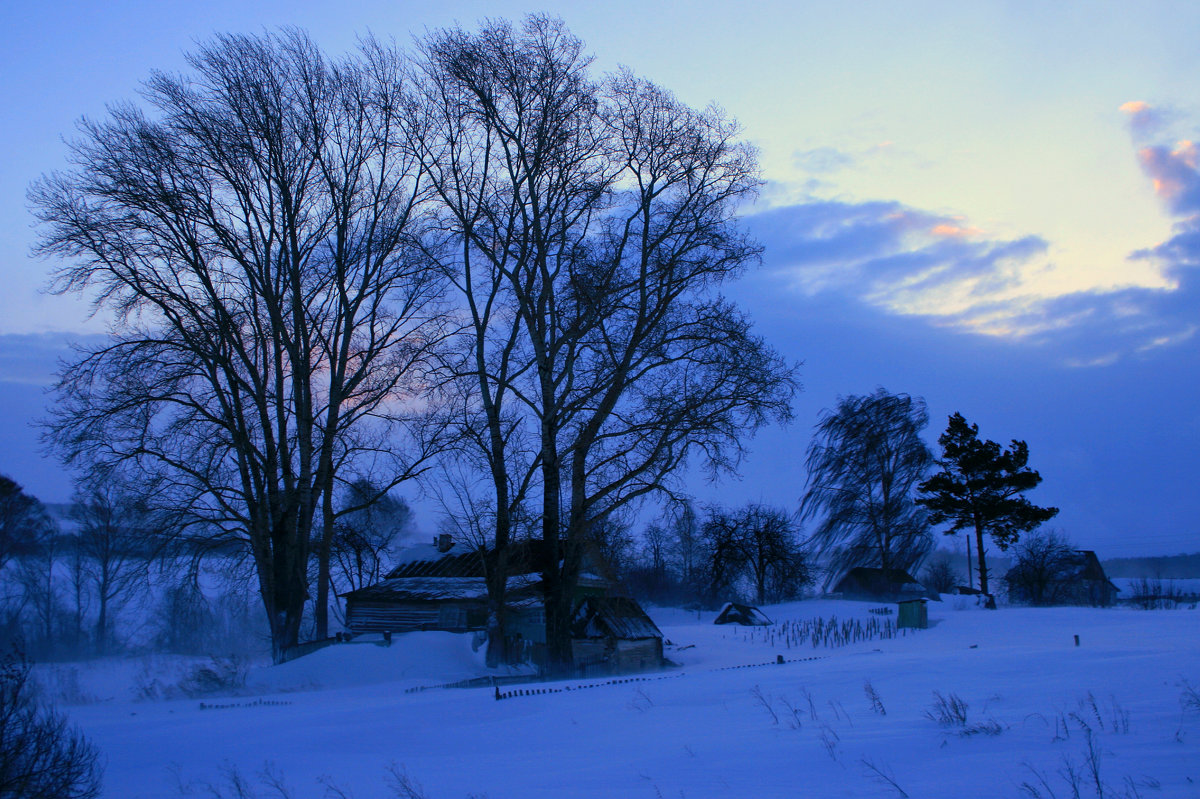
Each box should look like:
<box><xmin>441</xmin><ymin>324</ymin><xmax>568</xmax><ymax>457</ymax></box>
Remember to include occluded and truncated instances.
<box><xmin>830</xmin><ymin>567</ymin><xmax>930</xmax><ymax>602</ymax></box>
<box><xmin>570</xmin><ymin>596</ymin><xmax>665</xmax><ymax>674</ymax></box>
<box><xmin>713</xmin><ymin>602</ymin><xmax>773</xmax><ymax>626</ymax></box>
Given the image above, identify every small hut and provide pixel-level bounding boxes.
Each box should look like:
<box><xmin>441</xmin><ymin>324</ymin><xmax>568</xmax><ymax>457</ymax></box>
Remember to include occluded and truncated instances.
<box><xmin>570</xmin><ymin>596</ymin><xmax>664</xmax><ymax>674</ymax></box>
<box><xmin>831</xmin><ymin>567</ymin><xmax>929</xmax><ymax>602</ymax></box>
<box><xmin>713</xmin><ymin>602</ymin><xmax>772</xmax><ymax>626</ymax></box>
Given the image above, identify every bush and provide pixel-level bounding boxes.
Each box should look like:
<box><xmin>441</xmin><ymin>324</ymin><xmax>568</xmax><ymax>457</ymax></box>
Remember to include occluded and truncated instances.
<box><xmin>0</xmin><ymin>646</ymin><xmax>103</xmax><ymax>798</ymax></box>
<box><xmin>921</xmin><ymin>554</ymin><xmax>958</xmax><ymax>594</ymax></box>
<box><xmin>1005</xmin><ymin>530</ymin><xmax>1079</xmax><ymax>606</ymax></box>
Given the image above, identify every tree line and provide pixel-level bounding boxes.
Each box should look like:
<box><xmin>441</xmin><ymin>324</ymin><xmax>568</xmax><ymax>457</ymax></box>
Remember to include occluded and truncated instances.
<box><xmin>21</xmin><ymin>15</ymin><xmax>1063</xmax><ymax>670</ymax></box>
<box><xmin>28</xmin><ymin>17</ymin><xmax>796</xmax><ymax>670</ymax></box>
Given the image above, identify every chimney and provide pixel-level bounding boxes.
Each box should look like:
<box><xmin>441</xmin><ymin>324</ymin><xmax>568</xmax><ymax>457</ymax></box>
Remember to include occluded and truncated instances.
<box><xmin>436</xmin><ymin>533</ymin><xmax>454</xmax><ymax>553</ymax></box>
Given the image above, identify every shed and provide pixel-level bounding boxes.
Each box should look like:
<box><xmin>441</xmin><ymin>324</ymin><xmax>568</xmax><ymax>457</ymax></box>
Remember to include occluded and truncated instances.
<box><xmin>831</xmin><ymin>567</ymin><xmax>930</xmax><ymax>602</ymax></box>
<box><xmin>897</xmin><ymin>598</ymin><xmax>928</xmax><ymax>629</ymax></box>
<box><xmin>570</xmin><ymin>596</ymin><xmax>664</xmax><ymax>674</ymax></box>
<box><xmin>713</xmin><ymin>602</ymin><xmax>773</xmax><ymax>626</ymax></box>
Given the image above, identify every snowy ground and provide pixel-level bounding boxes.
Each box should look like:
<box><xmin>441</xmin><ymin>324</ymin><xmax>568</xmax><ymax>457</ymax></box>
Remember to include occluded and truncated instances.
<box><xmin>46</xmin><ymin>598</ymin><xmax>1200</xmax><ymax>798</ymax></box>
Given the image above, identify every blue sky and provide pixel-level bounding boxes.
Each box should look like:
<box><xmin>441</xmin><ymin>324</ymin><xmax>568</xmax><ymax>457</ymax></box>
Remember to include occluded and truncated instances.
<box><xmin>1</xmin><ymin>1</ymin><xmax>1197</xmax><ymax>557</ymax></box>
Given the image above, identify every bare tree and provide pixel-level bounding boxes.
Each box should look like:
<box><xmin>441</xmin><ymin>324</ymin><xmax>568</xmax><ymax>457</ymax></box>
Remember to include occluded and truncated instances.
<box><xmin>416</xmin><ymin>16</ymin><xmax>796</xmax><ymax>673</ymax></box>
<box><xmin>802</xmin><ymin>389</ymin><xmax>933</xmax><ymax>579</ymax></box>
<box><xmin>14</xmin><ymin>538</ymin><xmax>61</xmax><ymax>657</ymax></box>
<box><xmin>734</xmin><ymin>505</ymin><xmax>807</xmax><ymax>605</ymax></box>
<box><xmin>327</xmin><ymin>480</ymin><xmax>413</xmax><ymax>597</ymax></box>
<box><xmin>696</xmin><ymin>504</ymin><xmax>808</xmax><ymax>606</ymax></box>
<box><xmin>69</xmin><ymin>483</ymin><xmax>152</xmax><ymax>654</ymax></box>
<box><xmin>33</xmin><ymin>32</ymin><xmax>448</xmax><ymax>659</ymax></box>
<box><xmin>921</xmin><ymin>552</ymin><xmax>959</xmax><ymax>595</ymax></box>
<box><xmin>1004</xmin><ymin>530</ymin><xmax>1077</xmax><ymax>606</ymax></box>
<box><xmin>697</xmin><ymin>508</ymin><xmax>748</xmax><ymax>605</ymax></box>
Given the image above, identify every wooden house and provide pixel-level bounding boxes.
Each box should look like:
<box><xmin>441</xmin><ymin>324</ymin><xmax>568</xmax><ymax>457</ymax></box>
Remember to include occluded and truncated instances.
<box><xmin>340</xmin><ymin>536</ymin><xmax>663</xmax><ymax>672</ymax></box>
<box><xmin>830</xmin><ymin>567</ymin><xmax>930</xmax><ymax>601</ymax></box>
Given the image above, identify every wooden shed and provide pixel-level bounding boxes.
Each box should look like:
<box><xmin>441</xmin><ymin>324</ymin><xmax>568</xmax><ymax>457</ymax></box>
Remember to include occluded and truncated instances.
<box><xmin>570</xmin><ymin>596</ymin><xmax>664</xmax><ymax>674</ymax></box>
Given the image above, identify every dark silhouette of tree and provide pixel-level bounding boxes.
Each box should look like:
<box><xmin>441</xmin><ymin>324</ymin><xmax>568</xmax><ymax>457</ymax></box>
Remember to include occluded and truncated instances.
<box><xmin>801</xmin><ymin>389</ymin><xmax>933</xmax><ymax>577</ymax></box>
<box><xmin>0</xmin><ymin>477</ymin><xmax>53</xmax><ymax>575</ymax></box>
<box><xmin>69</xmin><ymin>483</ymin><xmax>154</xmax><ymax>654</ymax></box>
<box><xmin>696</xmin><ymin>504</ymin><xmax>808</xmax><ymax>605</ymax></box>
<box><xmin>414</xmin><ymin>16</ymin><xmax>796</xmax><ymax>673</ymax></box>
<box><xmin>0</xmin><ymin>647</ymin><xmax>102</xmax><ymax>798</ymax></box>
<box><xmin>33</xmin><ymin>32</ymin><xmax>448</xmax><ymax>660</ymax></box>
<box><xmin>1004</xmin><ymin>530</ymin><xmax>1077</xmax><ymax>606</ymax></box>
<box><xmin>921</xmin><ymin>552</ymin><xmax>959</xmax><ymax>594</ymax></box>
<box><xmin>917</xmin><ymin>412</ymin><xmax>1058</xmax><ymax>596</ymax></box>
<box><xmin>697</xmin><ymin>509</ymin><xmax>748</xmax><ymax>605</ymax></box>
<box><xmin>328</xmin><ymin>481</ymin><xmax>413</xmax><ymax>596</ymax></box>
<box><xmin>734</xmin><ymin>505</ymin><xmax>806</xmax><ymax>605</ymax></box>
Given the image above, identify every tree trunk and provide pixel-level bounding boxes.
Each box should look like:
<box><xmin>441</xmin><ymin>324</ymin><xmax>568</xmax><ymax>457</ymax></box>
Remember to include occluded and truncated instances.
<box><xmin>484</xmin><ymin>544</ymin><xmax>510</xmax><ymax>667</ymax></box>
<box><xmin>974</xmin><ymin>524</ymin><xmax>989</xmax><ymax>596</ymax></box>
<box><xmin>315</xmin><ymin>482</ymin><xmax>335</xmax><ymax>639</ymax></box>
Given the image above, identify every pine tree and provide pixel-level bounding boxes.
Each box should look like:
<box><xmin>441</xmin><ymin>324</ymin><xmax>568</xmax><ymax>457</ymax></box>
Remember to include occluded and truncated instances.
<box><xmin>917</xmin><ymin>413</ymin><xmax>1058</xmax><ymax>596</ymax></box>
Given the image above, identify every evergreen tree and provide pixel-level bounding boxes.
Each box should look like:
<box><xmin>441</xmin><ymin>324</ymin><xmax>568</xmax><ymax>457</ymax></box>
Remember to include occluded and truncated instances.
<box><xmin>917</xmin><ymin>413</ymin><xmax>1058</xmax><ymax>596</ymax></box>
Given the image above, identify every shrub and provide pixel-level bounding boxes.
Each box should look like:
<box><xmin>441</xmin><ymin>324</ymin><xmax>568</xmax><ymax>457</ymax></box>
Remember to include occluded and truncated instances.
<box><xmin>0</xmin><ymin>646</ymin><xmax>103</xmax><ymax>798</ymax></box>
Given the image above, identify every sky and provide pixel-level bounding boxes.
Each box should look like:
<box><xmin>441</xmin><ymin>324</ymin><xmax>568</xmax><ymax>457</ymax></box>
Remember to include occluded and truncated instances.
<box><xmin>1</xmin><ymin>1</ymin><xmax>1197</xmax><ymax>557</ymax></box>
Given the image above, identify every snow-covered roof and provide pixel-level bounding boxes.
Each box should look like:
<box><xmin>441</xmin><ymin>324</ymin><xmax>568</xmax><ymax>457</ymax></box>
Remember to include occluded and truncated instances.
<box><xmin>343</xmin><ymin>573</ymin><xmax>541</xmax><ymax>603</ymax></box>
<box><xmin>571</xmin><ymin>596</ymin><xmax>663</xmax><ymax>641</ymax></box>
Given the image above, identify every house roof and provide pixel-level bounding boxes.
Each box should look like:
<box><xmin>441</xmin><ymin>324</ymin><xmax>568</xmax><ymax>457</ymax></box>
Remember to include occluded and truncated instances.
<box><xmin>835</xmin><ymin>567</ymin><xmax>924</xmax><ymax>589</ymax></box>
<box><xmin>346</xmin><ymin>538</ymin><xmax>616</xmax><ymax>602</ymax></box>
<box><xmin>341</xmin><ymin>573</ymin><xmax>542</xmax><ymax>604</ymax></box>
<box><xmin>1003</xmin><ymin>549</ymin><xmax>1120</xmax><ymax>591</ymax></box>
<box><xmin>571</xmin><ymin>596</ymin><xmax>663</xmax><ymax>641</ymax></box>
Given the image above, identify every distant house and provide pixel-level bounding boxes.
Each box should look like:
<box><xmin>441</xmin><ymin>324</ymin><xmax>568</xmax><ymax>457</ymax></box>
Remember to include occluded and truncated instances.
<box><xmin>1005</xmin><ymin>549</ymin><xmax>1120</xmax><ymax>607</ymax></box>
<box><xmin>713</xmin><ymin>602</ymin><xmax>772</xmax><ymax>626</ymax></box>
<box><xmin>830</xmin><ymin>567</ymin><xmax>930</xmax><ymax>602</ymax></box>
<box><xmin>341</xmin><ymin>535</ymin><xmax>662</xmax><ymax>673</ymax></box>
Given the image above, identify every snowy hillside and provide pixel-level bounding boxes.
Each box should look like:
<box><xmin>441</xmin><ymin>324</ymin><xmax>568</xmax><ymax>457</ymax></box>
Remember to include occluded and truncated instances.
<box><xmin>50</xmin><ymin>599</ymin><xmax>1200</xmax><ymax>798</ymax></box>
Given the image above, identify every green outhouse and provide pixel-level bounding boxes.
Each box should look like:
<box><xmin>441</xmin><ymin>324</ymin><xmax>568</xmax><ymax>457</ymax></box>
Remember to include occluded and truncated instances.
<box><xmin>897</xmin><ymin>598</ymin><xmax>928</xmax><ymax>629</ymax></box>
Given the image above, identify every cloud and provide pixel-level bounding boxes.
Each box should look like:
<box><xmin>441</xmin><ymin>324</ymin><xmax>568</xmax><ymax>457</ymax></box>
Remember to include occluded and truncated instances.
<box><xmin>746</xmin><ymin>199</ymin><xmax>1050</xmax><ymax>325</ymax></box>
<box><xmin>745</xmin><ymin>191</ymin><xmax>1200</xmax><ymax>365</ymax></box>
<box><xmin>792</xmin><ymin>146</ymin><xmax>855</xmax><ymax>174</ymax></box>
<box><xmin>1136</xmin><ymin>140</ymin><xmax>1200</xmax><ymax>214</ymax></box>
<box><xmin>1120</xmin><ymin>100</ymin><xmax>1174</xmax><ymax>140</ymax></box>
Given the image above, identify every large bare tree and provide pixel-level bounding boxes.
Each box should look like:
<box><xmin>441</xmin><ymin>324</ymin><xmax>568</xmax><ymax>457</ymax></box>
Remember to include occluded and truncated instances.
<box><xmin>33</xmin><ymin>32</ymin><xmax>448</xmax><ymax>659</ymax></box>
<box><xmin>416</xmin><ymin>17</ymin><xmax>796</xmax><ymax>673</ymax></box>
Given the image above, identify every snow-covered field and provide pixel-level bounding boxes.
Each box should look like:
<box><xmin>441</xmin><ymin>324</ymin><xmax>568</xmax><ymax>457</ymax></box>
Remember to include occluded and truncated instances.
<box><xmin>47</xmin><ymin>598</ymin><xmax>1200</xmax><ymax>798</ymax></box>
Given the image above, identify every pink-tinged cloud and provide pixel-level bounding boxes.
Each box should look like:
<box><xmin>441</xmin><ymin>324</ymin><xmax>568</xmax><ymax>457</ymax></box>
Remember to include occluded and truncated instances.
<box><xmin>1120</xmin><ymin>100</ymin><xmax>1150</xmax><ymax>115</ymax></box>
<box><xmin>1120</xmin><ymin>100</ymin><xmax>1167</xmax><ymax>138</ymax></box>
<box><xmin>930</xmin><ymin>223</ymin><xmax>981</xmax><ymax>238</ymax></box>
<box><xmin>1137</xmin><ymin>140</ymin><xmax>1200</xmax><ymax>213</ymax></box>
